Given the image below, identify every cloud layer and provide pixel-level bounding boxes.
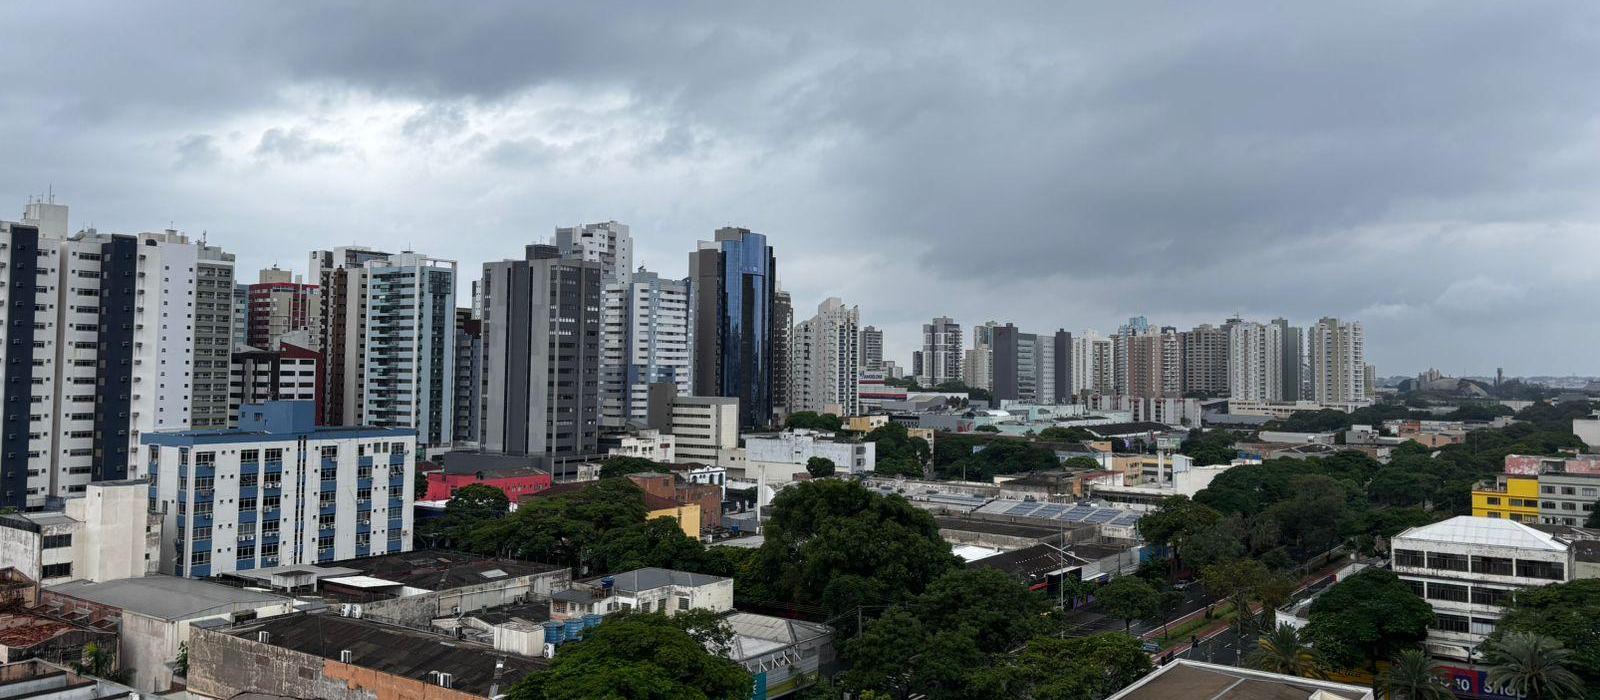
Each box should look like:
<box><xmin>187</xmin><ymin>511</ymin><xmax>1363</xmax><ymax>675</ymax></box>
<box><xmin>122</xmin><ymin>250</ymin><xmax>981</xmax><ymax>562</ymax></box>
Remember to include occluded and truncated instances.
<box><xmin>3</xmin><ymin>1</ymin><xmax>1597</xmax><ymax>375</ymax></box>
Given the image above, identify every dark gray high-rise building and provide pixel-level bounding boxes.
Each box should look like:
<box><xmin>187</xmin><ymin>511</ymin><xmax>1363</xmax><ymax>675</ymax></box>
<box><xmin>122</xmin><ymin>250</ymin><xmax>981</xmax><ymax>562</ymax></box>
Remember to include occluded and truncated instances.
<box><xmin>771</xmin><ymin>289</ymin><xmax>793</xmax><ymax>420</ymax></box>
<box><xmin>1052</xmin><ymin>330</ymin><xmax>1072</xmax><ymax>404</ymax></box>
<box><xmin>481</xmin><ymin>245</ymin><xmax>603</xmax><ymax>457</ymax></box>
<box><xmin>1273</xmin><ymin>318</ymin><xmax>1304</xmax><ymax>402</ymax></box>
<box><xmin>689</xmin><ymin>228</ymin><xmax>778</xmax><ymax>429</ymax></box>
<box><xmin>1181</xmin><ymin>324</ymin><xmax>1230</xmax><ymax>396</ymax></box>
<box><xmin>859</xmin><ymin>325</ymin><xmax>884</xmax><ymax>372</ymax></box>
<box><xmin>453</xmin><ymin>308</ymin><xmax>482</xmax><ymax>444</ymax></box>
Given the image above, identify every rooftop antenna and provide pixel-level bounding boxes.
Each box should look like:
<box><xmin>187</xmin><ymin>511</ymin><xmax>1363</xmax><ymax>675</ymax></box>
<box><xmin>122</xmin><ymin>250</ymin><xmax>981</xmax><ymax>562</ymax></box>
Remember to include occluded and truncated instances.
<box><xmin>47</xmin><ymin>184</ymin><xmax>53</xmax><ymax>204</ymax></box>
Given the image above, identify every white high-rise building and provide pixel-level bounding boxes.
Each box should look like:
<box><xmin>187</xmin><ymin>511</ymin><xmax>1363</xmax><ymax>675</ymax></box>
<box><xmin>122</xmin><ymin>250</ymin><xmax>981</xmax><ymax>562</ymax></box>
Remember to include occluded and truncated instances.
<box><xmin>918</xmin><ymin>316</ymin><xmax>962</xmax><ymax>387</ymax></box>
<box><xmin>601</xmin><ymin>269</ymin><xmax>692</xmax><ymax>427</ymax></box>
<box><xmin>2</xmin><ymin>198</ymin><xmax>235</xmax><ymax>509</ymax></box>
<box><xmin>1310</xmin><ymin>317</ymin><xmax>1367</xmax><ymax>404</ymax></box>
<box><xmin>359</xmin><ymin>253</ymin><xmax>457</xmax><ymax>456</ymax></box>
<box><xmin>1227</xmin><ymin>321</ymin><xmax>1285</xmax><ymax>402</ymax></box>
<box><xmin>557</xmin><ymin>221</ymin><xmax>633</xmax><ymax>283</ymax></box>
<box><xmin>1070</xmin><ymin>331</ymin><xmax>1114</xmax><ymax>398</ymax></box>
<box><xmin>788</xmin><ymin>298</ymin><xmax>860</xmax><ymax>416</ymax></box>
<box><xmin>858</xmin><ymin>325</ymin><xmax>884</xmax><ymax>372</ymax></box>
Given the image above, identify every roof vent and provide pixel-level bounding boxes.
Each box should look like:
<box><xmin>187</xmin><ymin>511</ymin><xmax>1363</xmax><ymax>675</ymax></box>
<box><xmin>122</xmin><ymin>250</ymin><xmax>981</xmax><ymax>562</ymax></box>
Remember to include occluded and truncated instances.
<box><xmin>339</xmin><ymin>650</ymin><xmax>353</xmax><ymax>663</ymax></box>
<box><xmin>436</xmin><ymin>672</ymin><xmax>454</xmax><ymax>689</ymax></box>
<box><xmin>257</xmin><ymin>631</ymin><xmax>270</xmax><ymax>644</ymax></box>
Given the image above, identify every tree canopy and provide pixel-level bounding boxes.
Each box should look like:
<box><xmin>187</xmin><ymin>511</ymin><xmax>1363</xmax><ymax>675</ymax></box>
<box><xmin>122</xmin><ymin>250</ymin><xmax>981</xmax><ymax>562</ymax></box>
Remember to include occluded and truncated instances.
<box><xmin>1303</xmin><ymin>568</ymin><xmax>1433</xmax><ymax>673</ymax></box>
<box><xmin>971</xmin><ymin>633</ymin><xmax>1152</xmax><ymax>700</ymax></box>
<box><xmin>741</xmin><ymin>479</ymin><xmax>959</xmax><ymax>618</ymax></box>
<box><xmin>787</xmin><ymin>411</ymin><xmax>844</xmax><ymax>432</ymax></box>
<box><xmin>599</xmin><ymin>456</ymin><xmax>670</xmax><ymax>479</ymax></box>
<box><xmin>866</xmin><ymin>422</ymin><xmax>930</xmax><ymax>478</ymax></box>
<box><xmin>506</xmin><ymin>611</ymin><xmax>750</xmax><ymax>700</ymax></box>
<box><xmin>1180</xmin><ymin>428</ymin><xmax>1240</xmax><ymax>466</ymax></box>
<box><xmin>806</xmin><ymin>456</ymin><xmax>837</xmax><ymax>479</ymax></box>
<box><xmin>1492</xmin><ymin>578</ymin><xmax>1600</xmax><ymax>692</ymax></box>
<box><xmin>932</xmin><ymin>434</ymin><xmax>1060</xmax><ymax>481</ymax></box>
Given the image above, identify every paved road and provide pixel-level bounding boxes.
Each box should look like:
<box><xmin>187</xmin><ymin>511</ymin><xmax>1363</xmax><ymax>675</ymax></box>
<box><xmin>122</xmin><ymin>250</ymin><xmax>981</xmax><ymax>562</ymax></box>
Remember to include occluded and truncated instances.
<box><xmin>1058</xmin><ymin>585</ymin><xmax>1215</xmax><ymax>637</ymax></box>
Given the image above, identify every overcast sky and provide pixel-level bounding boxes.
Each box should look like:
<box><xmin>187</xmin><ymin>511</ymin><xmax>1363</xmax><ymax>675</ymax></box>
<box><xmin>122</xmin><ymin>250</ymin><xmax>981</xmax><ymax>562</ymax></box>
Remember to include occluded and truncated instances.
<box><xmin>3</xmin><ymin>2</ymin><xmax>1597</xmax><ymax>376</ymax></box>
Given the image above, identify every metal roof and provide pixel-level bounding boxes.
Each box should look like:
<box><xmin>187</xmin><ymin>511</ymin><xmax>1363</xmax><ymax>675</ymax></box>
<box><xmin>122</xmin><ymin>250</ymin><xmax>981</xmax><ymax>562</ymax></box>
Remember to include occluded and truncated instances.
<box><xmin>47</xmin><ymin>576</ymin><xmax>292</xmax><ymax>621</ymax></box>
<box><xmin>1395</xmin><ymin>515</ymin><xmax>1568</xmax><ymax>552</ymax></box>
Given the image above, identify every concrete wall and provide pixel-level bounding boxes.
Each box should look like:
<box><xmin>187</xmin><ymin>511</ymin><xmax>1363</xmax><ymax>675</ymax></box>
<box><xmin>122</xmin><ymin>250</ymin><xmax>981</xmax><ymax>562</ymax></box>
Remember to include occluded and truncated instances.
<box><xmin>360</xmin><ymin>570</ymin><xmax>570</xmax><ymax>629</ymax></box>
<box><xmin>0</xmin><ymin>527</ymin><xmax>43</xmax><ymax>583</ymax></box>
<box><xmin>190</xmin><ymin>626</ymin><xmax>491</xmax><ymax>700</ymax></box>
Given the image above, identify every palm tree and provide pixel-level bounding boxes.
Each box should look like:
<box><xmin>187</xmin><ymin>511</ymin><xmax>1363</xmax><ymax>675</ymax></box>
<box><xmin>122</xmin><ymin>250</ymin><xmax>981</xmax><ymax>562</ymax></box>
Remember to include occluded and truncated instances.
<box><xmin>1480</xmin><ymin>632</ymin><xmax>1585</xmax><ymax>700</ymax></box>
<box><xmin>1378</xmin><ymin>649</ymin><xmax>1450</xmax><ymax>700</ymax></box>
<box><xmin>1245</xmin><ymin>623</ymin><xmax>1326</xmax><ymax>679</ymax></box>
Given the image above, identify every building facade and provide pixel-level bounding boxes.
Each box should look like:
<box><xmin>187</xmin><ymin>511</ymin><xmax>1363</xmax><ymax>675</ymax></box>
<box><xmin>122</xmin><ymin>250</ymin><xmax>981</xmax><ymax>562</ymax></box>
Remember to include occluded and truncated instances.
<box><xmin>917</xmin><ymin>316</ymin><xmax>962</xmax><ymax>387</ymax></box>
<box><xmin>0</xmin><ymin>480</ymin><xmax>159</xmax><ymax>586</ymax></box>
<box><xmin>556</xmin><ymin>220</ymin><xmax>633</xmax><ymax>283</ymax></box>
<box><xmin>452</xmin><ymin>309</ymin><xmax>482</xmax><ymax>446</ymax></box>
<box><xmin>246</xmin><ymin>266</ymin><xmax>321</xmax><ymax>350</ymax></box>
<box><xmin>1070</xmin><ymin>332</ymin><xmax>1113</xmax><ymax>399</ymax></box>
<box><xmin>601</xmin><ymin>269</ymin><xmax>691</xmax><ymax>427</ymax></box>
<box><xmin>1227</xmin><ymin>321</ymin><xmax>1284</xmax><ymax>402</ymax></box>
<box><xmin>1309</xmin><ymin>317</ymin><xmax>1366</xmax><ymax>404</ymax></box>
<box><xmin>689</xmin><ymin>228</ymin><xmax>778</xmax><ymax>429</ymax></box>
<box><xmin>858</xmin><ymin>325</ymin><xmax>883</xmax><ymax>372</ymax></box>
<box><xmin>1180</xmin><ymin>324</ymin><xmax>1229</xmax><ymax>397</ymax></box>
<box><xmin>1</xmin><ymin>200</ymin><xmax>235</xmax><ymax>508</ymax></box>
<box><xmin>358</xmin><ymin>253</ymin><xmax>456</xmax><ymax>457</ymax></box>
<box><xmin>141</xmin><ymin>401</ymin><xmax>417</xmax><ymax>578</ymax></box>
<box><xmin>228</xmin><ymin>343</ymin><xmax>320</xmax><ymax>426</ymax></box>
<box><xmin>787</xmin><ymin>297</ymin><xmax>860</xmax><ymax>416</ymax></box>
<box><xmin>481</xmin><ymin>245</ymin><xmax>603</xmax><ymax>457</ymax></box>
<box><xmin>309</xmin><ymin>245</ymin><xmax>392</xmax><ymax>427</ymax></box>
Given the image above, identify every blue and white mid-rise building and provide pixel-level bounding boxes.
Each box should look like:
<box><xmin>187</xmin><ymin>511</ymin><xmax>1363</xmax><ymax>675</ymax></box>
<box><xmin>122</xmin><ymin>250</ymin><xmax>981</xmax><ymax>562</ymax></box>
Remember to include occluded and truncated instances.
<box><xmin>141</xmin><ymin>400</ymin><xmax>416</xmax><ymax>578</ymax></box>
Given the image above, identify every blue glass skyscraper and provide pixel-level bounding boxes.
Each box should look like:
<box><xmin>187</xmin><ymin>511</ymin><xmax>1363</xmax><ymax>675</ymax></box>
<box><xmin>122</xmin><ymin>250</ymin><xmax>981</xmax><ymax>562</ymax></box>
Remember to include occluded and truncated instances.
<box><xmin>690</xmin><ymin>227</ymin><xmax>777</xmax><ymax>429</ymax></box>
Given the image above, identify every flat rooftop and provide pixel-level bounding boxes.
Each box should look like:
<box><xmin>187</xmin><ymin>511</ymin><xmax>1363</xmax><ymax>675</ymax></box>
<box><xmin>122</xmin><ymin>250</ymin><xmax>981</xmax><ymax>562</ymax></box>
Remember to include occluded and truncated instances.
<box><xmin>934</xmin><ymin>516</ymin><xmax>1069</xmax><ymax>541</ymax></box>
<box><xmin>575</xmin><ymin>567</ymin><xmax>729</xmax><ymax>593</ymax></box>
<box><xmin>226</xmin><ymin>612</ymin><xmax>545</xmax><ymax>696</ymax></box>
<box><xmin>331</xmin><ymin>550</ymin><xmax>564</xmax><ymax>589</ymax></box>
<box><xmin>47</xmin><ymin>576</ymin><xmax>291</xmax><ymax>621</ymax></box>
<box><xmin>1109</xmin><ymin>659</ymin><xmax>1371</xmax><ymax>699</ymax></box>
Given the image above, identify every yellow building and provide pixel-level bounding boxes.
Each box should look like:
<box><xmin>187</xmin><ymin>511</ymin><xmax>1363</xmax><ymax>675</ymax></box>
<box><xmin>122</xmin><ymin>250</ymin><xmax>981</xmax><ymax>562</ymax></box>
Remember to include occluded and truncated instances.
<box><xmin>846</xmin><ymin>415</ymin><xmax>889</xmax><ymax>433</ymax></box>
<box><xmin>1471</xmin><ymin>475</ymin><xmax>1540</xmax><ymax>522</ymax></box>
<box><xmin>646</xmin><ymin>499</ymin><xmax>702</xmax><ymax>537</ymax></box>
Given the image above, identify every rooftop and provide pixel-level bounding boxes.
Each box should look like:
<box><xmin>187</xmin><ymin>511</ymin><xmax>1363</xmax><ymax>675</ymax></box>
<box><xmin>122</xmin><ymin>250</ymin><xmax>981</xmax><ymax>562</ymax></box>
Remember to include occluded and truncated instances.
<box><xmin>1395</xmin><ymin>516</ymin><xmax>1568</xmax><ymax>552</ymax></box>
<box><xmin>434</xmin><ymin>451</ymin><xmax>549</xmax><ymax>479</ymax></box>
<box><xmin>934</xmin><ymin>516</ymin><xmax>1071</xmax><ymax>541</ymax></box>
<box><xmin>0</xmin><ymin>611</ymin><xmax>111</xmax><ymax>649</ymax></box>
<box><xmin>327</xmin><ymin>551</ymin><xmax>563</xmax><ymax>591</ymax></box>
<box><xmin>969</xmin><ymin>543</ymin><xmax>1087</xmax><ymax>581</ymax></box>
<box><xmin>226</xmin><ymin>611</ymin><xmax>545</xmax><ymax>696</ymax></box>
<box><xmin>47</xmin><ymin>576</ymin><xmax>291</xmax><ymax>621</ymax></box>
<box><xmin>1108</xmin><ymin>659</ymin><xmax>1372</xmax><ymax>699</ymax></box>
<box><xmin>577</xmin><ymin>567</ymin><xmax>729</xmax><ymax>594</ymax></box>
<box><xmin>973</xmin><ymin>499</ymin><xmax>1144</xmax><ymax>528</ymax></box>
<box><xmin>722</xmin><ymin>612</ymin><xmax>832</xmax><ymax>662</ymax></box>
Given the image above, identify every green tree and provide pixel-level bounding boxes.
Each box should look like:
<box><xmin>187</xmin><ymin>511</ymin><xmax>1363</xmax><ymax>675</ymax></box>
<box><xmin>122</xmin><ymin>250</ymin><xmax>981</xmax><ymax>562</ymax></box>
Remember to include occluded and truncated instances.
<box><xmin>806</xmin><ymin>456</ymin><xmax>837</xmax><ymax>479</ymax></box>
<box><xmin>1098</xmin><ymin>575</ymin><xmax>1160</xmax><ymax>631</ymax></box>
<box><xmin>598</xmin><ymin>456</ymin><xmax>670</xmax><ymax>479</ymax></box>
<box><xmin>424</xmin><ymin>483</ymin><xmax>512</xmax><ymax>548</ymax></box>
<box><xmin>1378</xmin><ymin>649</ymin><xmax>1451</xmax><ymax>700</ymax></box>
<box><xmin>865</xmin><ymin>423</ymin><xmax>930</xmax><ymax>478</ymax></box>
<box><xmin>1201</xmin><ymin>558</ymin><xmax>1277</xmax><ymax>635</ymax></box>
<box><xmin>586</xmin><ymin>517</ymin><xmax>717</xmax><ymax>575</ymax></box>
<box><xmin>466</xmin><ymin>479</ymin><xmax>648</xmax><ymax>572</ymax></box>
<box><xmin>1181</xmin><ymin>428</ymin><xmax>1240</xmax><ymax>466</ymax></box>
<box><xmin>74</xmin><ymin>641</ymin><xmax>131</xmax><ymax>683</ymax></box>
<box><xmin>974</xmin><ymin>424</ymin><xmax>1000</xmax><ymax>433</ymax></box>
<box><xmin>1303</xmin><ymin>569</ymin><xmax>1433</xmax><ymax>674</ymax></box>
<box><xmin>1061</xmin><ymin>455</ymin><xmax>1101</xmax><ymax>471</ymax></box>
<box><xmin>414</xmin><ymin>470</ymin><xmax>429</xmax><ymax>500</ymax></box>
<box><xmin>787</xmin><ymin>411</ymin><xmax>843</xmax><ymax>432</ymax></box>
<box><xmin>1488</xmin><ymin>575</ymin><xmax>1600</xmax><ymax>690</ymax></box>
<box><xmin>971</xmin><ymin>634</ymin><xmax>1152</xmax><ymax>700</ymax></box>
<box><xmin>1587</xmin><ymin>501</ymin><xmax>1600</xmax><ymax>528</ymax></box>
<box><xmin>507</xmin><ymin>612</ymin><xmax>750</xmax><ymax>700</ymax></box>
<box><xmin>1480</xmin><ymin>632</ymin><xmax>1585</xmax><ymax>700</ymax></box>
<box><xmin>1137</xmin><ymin>496</ymin><xmax>1222</xmax><ymax>576</ymax></box>
<box><xmin>1246</xmin><ymin>623</ymin><xmax>1325</xmax><ymax>679</ymax></box>
<box><xmin>1038</xmin><ymin>426</ymin><xmax>1096</xmax><ymax>443</ymax></box>
<box><xmin>741</xmin><ymin>480</ymin><xmax>959</xmax><ymax>618</ymax></box>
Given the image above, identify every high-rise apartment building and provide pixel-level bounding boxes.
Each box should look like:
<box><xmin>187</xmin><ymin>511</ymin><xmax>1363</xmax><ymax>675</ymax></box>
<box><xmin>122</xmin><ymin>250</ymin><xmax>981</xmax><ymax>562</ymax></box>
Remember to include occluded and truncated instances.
<box><xmin>360</xmin><ymin>253</ymin><xmax>457</xmax><ymax>456</ymax></box>
<box><xmin>689</xmin><ymin>228</ymin><xmax>777</xmax><ymax>430</ymax></box>
<box><xmin>1123</xmin><ymin>327</ymin><xmax>1180</xmax><ymax>400</ymax></box>
<box><xmin>963</xmin><ymin>321</ymin><xmax>996</xmax><ymax>391</ymax></box>
<box><xmin>918</xmin><ymin>316</ymin><xmax>962</xmax><ymax>387</ymax></box>
<box><xmin>770</xmin><ymin>289</ymin><xmax>793</xmax><ymax>419</ymax></box>
<box><xmin>1227</xmin><ymin>321</ymin><xmax>1285</xmax><ymax>402</ymax></box>
<box><xmin>1070</xmin><ymin>332</ymin><xmax>1114</xmax><ymax>399</ymax></box>
<box><xmin>481</xmin><ymin>245</ymin><xmax>604</xmax><ymax>457</ymax></box>
<box><xmin>452</xmin><ymin>309</ymin><xmax>482</xmax><ymax>446</ymax></box>
<box><xmin>231</xmin><ymin>283</ymin><xmax>249</xmax><ymax>348</ymax></box>
<box><xmin>246</xmin><ymin>266</ymin><xmax>322</xmax><ymax>350</ymax></box>
<box><xmin>788</xmin><ymin>298</ymin><xmax>860</xmax><ymax>416</ymax></box>
<box><xmin>1</xmin><ymin>199</ymin><xmax>235</xmax><ymax>508</ymax></box>
<box><xmin>1051</xmin><ymin>330</ymin><xmax>1072</xmax><ymax>405</ymax></box>
<box><xmin>1180</xmin><ymin>324</ymin><xmax>1230</xmax><ymax>396</ymax></box>
<box><xmin>310</xmin><ymin>246</ymin><xmax>392</xmax><ymax>426</ymax></box>
<box><xmin>1272</xmin><ymin>318</ymin><xmax>1304</xmax><ymax>401</ymax></box>
<box><xmin>858</xmin><ymin>325</ymin><xmax>883</xmax><ymax>372</ymax></box>
<box><xmin>600</xmin><ymin>269</ymin><xmax>692</xmax><ymax>427</ymax></box>
<box><xmin>1310</xmin><ymin>317</ymin><xmax>1367</xmax><ymax>403</ymax></box>
<box><xmin>556</xmin><ymin>221</ymin><xmax>633</xmax><ymax>283</ymax></box>
<box><xmin>993</xmin><ymin>324</ymin><xmax>1053</xmax><ymax>403</ymax></box>
<box><xmin>1112</xmin><ymin>316</ymin><xmax>1151</xmax><ymax>396</ymax></box>
<box><xmin>229</xmin><ymin>343</ymin><xmax>320</xmax><ymax>426</ymax></box>
<box><xmin>143</xmin><ymin>400</ymin><xmax>416</xmax><ymax>577</ymax></box>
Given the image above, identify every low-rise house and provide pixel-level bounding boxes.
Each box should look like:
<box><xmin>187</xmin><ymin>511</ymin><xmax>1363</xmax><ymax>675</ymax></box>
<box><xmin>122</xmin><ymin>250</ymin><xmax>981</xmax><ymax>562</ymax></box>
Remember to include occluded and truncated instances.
<box><xmin>0</xmin><ymin>659</ymin><xmax>142</xmax><ymax>700</ymax></box>
<box><xmin>0</xmin><ymin>481</ymin><xmax>160</xmax><ymax>587</ymax></box>
<box><xmin>421</xmin><ymin>453</ymin><xmax>552</xmax><ymax>502</ymax></box>
<box><xmin>743</xmin><ymin>429</ymin><xmax>875</xmax><ymax>489</ymax></box>
<box><xmin>602</xmin><ymin>429</ymin><xmax>677</xmax><ymax>463</ymax></box>
<box><xmin>189</xmin><ymin>610</ymin><xmax>545</xmax><ymax>700</ymax></box>
<box><xmin>626</xmin><ymin>473</ymin><xmax>723</xmax><ymax>533</ymax></box>
<box><xmin>216</xmin><ymin>550</ymin><xmax>570</xmax><ymax>629</ymax></box>
<box><xmin>39</xmin><ymin>575</ymin><xmax>298</xmax><ymax>692</ymax></box>
<box><xmin>550</xmin><ymin>568</ymin><xmax>732</xmax><ymax>620</ymax></box>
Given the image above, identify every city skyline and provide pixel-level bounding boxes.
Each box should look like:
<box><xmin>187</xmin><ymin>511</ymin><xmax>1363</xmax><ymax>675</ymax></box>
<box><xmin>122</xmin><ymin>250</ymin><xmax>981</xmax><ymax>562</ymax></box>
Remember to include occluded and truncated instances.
<box><xmin>4</xmin><ymin>3</ymin><xmax>1600</xmax><ymax>376</ymax></box>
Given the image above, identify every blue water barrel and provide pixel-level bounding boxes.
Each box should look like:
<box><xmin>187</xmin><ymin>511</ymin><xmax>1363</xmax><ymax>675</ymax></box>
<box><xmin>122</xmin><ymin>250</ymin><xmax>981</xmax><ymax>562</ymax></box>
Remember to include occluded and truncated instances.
<box><xmin>583</xmin><ymin>613</ymin><xmax>602</xmax><ymax>629</ymax></box>
<box><xmin>565</xmin><ymin>619</ymin><xmax>585</xmax><ymax>640</ymax></box>
<box><xmin>543</xmin><ymin>621</ymin><xmax>565</xmax><ymax>644</ymax></box>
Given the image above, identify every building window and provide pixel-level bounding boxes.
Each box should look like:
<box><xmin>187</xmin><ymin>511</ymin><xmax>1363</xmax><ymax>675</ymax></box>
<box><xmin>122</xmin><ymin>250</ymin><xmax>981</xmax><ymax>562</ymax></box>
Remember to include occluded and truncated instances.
<box><xmin>1484</xmin><ymin>497</ymin><xmax>1501</xmax><ymax>506</ymax></box>
<box><xmin>1472</xmin><ymin>587</ymin><xmax>1512</xmax><ymax>607</ymax></box>
<box><xmin>238</xmin><ymin>545</ymin><xmax>255</xmax><ymax>560</ymax></box>
<box><xmin>241</xmin><ymin>473</ymin><xmax>258</xmax><ymax>489</ymax></box>
<box><xmin>318</xmin><ymin>514</ymin><xmax>336</xmax><ymax>530</ymax></box>
<box><xmin>190</xmin><ymin>550</ymin><xmax>211</xmax><ymax>566</ymax></box>
<box><xmin>1426</xmin><ymin>552</ymin><xmax>1469</xmax><ymax>572</ymax></box>
<box><xmin>1393</xmin><ymin>550</ymin><xmax>1425</xmax><ymax>568</ymax></box>
<box><xmin>263</xmin><ymin>496</ymin><xmax>281</xmax><ymax>511</ymax></box>
<box><xmin>1402</xmin><ymin>578</ymin><xmax>1424</xmax><ymax>598</ymax></box>
<box><xmin>241</xmin><ymin>449</ymin><xmax>260</xmax><ymax>463</ymax></box>
<box><xmin>1471</xmin><ymin>556</ymin><xmax>1514</xmax><ymax>576</ymax></box>
<box><xmin>1432</xmin><ymin>613</ymin><xmax>1470</xmax><ymax>634</ymax></box>
<box><xmin>42</xmin><ymin>533</ymin><xmax>72</xmax><ymax>549</ymax></box>
<box><xmin>265</xmin><ymin>448</ymin><xmax>284</xmax><ymax>462</ymax></box>
<box><xmin>321</xmin><ymin>445</ymin><xmax>338</xmax><ymax>460</ymax></box>
<box><xmin>678</xmin><ymin>596</ymin><xmax>690</xmax><ymax>611</ymax></box>
<box><xmin>240</xmin><ymin>497</ymin><xmax>257</xmax><ymax>511</ymax></box>
<box><xmin>319</xmin><ymin>492</ymin><xmax>335</xmax><ymax>508</ymax></box>
<box><xmin>41</xmin><ymin>563</ymin><xmax>72</xmax><ymax>579</ymax></box>
<box><xmin>1426</xmin><ymin>582</ymin><xmax>1469</xmax><ymax>603</ymax></box>
<box><xmin>1516</xmin><ymin>559</ymin><xmax>1565</xmax><ymax>581</ymax></box>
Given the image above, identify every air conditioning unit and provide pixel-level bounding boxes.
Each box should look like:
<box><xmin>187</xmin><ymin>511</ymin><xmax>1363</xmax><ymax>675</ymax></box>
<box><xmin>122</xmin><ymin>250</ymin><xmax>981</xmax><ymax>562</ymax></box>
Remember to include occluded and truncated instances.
<box><xmin>435</xmin><ymin>672</ymin><xmax>453</xmax><ymax>689</ymax></box>
<box><xmin>339</xmin><ymin>650</ymin><xmax>353</xmax><ymax>663</ymax></box>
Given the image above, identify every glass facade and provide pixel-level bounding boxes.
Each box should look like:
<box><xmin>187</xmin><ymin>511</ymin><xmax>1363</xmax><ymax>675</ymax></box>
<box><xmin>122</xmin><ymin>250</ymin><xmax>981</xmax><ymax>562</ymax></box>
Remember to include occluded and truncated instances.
<box><xmin>717</xmin><ymin>231</ymin><xmax>775</xmax><ymax>429</ymax></box>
